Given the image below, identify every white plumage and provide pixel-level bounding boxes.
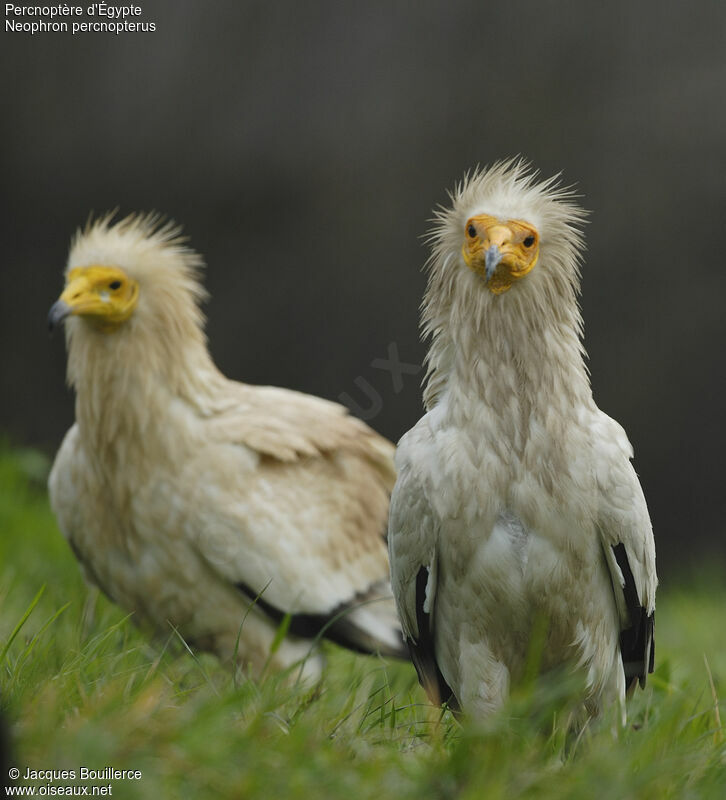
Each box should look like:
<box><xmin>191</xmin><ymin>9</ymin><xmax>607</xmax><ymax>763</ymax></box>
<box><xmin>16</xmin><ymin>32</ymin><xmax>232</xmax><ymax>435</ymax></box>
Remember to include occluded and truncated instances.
<box><xmin>48</xmin><ymin>214</ymin><xmax>406</xmax><ymax>681</ymax></box>
<box><xmin>388</xmin><ymin>160</ymin><xmax>657</xmax><ymax>720</ymax></box>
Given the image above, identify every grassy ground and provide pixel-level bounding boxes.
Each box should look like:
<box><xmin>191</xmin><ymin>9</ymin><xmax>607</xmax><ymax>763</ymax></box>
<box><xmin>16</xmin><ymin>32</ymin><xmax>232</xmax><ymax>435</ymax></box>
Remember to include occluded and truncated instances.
<box><xmin>1</xmin><ymin>443</ymin><xmax>725</xmax><ymax>799</ymax></box>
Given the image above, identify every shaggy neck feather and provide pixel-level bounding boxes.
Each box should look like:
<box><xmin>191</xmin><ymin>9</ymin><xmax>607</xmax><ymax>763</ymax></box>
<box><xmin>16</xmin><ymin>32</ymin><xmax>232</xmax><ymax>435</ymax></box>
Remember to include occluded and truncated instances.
<box><xmin>424</xmin><ymin>269</ymin><xmax>594</xmax><ymax>443</ymax></box>
<box><xmin>65</xmin><ymin>297</ymin><xmax>224</xmax><ymax>474</ymax></box>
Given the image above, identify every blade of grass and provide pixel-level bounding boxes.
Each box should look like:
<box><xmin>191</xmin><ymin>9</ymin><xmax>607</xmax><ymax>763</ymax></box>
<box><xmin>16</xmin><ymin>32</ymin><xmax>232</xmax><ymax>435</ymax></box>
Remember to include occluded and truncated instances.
<box><xmin>13</xmin><ymin>601</ymin><xmax>71</xmax><ymax>675</ymax></box>
<box><xmin>703</xmin><ymin>653</ymin><xmax>723</xmax><ymax>745</ymax></box>
<box><xmin>0</xmin><ymin>584</ymin><xmax>45</xmax><ymax>665</ymax></box>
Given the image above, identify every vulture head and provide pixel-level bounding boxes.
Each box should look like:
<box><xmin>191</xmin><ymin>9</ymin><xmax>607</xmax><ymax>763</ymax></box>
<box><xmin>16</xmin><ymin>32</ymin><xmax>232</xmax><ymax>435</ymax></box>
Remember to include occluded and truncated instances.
<box><xmin>46</xmin><ymin>214</ymin><xmax>216</xmax><ymax>405</ymax></box>
<box><xmin>48</xmin><ymin>214</ymin><xmax>206</xmax><ymax>338</ymax></box>
<box><xmin>427</xmin><ymin>158</ymin><xmax>587</xmax><ymax>299</ymax></box>
<box><xmin>421</xmin><ymin>159</ymin><xmax>590</xmax><ymax>409</ymax></box>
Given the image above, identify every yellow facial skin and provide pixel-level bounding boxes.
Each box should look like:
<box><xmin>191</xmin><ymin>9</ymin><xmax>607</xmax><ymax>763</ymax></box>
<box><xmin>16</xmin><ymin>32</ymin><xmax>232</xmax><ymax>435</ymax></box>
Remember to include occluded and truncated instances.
<box><xmin>50</xmin><ymin>266</ymin><xmax>139</xmax><ymax>332</ymax></box>
<box><xmin>461</xmin><ymin>213</ymin><xmax>540</xmax><ymax>295</ymax></box>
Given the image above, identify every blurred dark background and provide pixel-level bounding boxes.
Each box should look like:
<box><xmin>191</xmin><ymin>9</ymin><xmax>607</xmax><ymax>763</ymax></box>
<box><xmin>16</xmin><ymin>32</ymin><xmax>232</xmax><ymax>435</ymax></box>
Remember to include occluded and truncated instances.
<box><xmin>1</xmin><ymin>1</ymin><xmax>725</xmax><ymax>573</ymax></box>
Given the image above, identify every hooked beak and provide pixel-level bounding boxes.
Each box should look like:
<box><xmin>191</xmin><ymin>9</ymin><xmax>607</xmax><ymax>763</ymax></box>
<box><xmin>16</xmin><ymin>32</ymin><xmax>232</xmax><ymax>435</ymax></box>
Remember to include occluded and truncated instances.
<box><xmin>484</xmin><ymin>245</ymin><xmax>503</xmax><ymax>283</ymax></box>
<box><xmin>48</xmin><ymin>300</ymin><xmax>72</xmax><ymax>332</ymax></box>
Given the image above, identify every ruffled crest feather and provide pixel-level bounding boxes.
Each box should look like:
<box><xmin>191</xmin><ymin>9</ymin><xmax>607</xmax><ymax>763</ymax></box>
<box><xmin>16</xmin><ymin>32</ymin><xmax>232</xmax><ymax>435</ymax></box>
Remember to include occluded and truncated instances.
<box><xmin>421</xmin><ymin>159</ymin><xmax>590</xmax><ymax>410</ymax></box>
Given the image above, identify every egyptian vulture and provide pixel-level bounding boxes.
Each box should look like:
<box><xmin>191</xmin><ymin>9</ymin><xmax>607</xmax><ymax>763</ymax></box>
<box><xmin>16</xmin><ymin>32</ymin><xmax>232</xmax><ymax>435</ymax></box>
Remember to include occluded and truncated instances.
<box><xmin>388</xmin><ymin>160</ymin><xmax>657</xmax><ymax>721</ymax></box>
<box><xmin>48</xmin><ymin>214</ymin><xmax>406</xmax><ymax>681</ymax></box>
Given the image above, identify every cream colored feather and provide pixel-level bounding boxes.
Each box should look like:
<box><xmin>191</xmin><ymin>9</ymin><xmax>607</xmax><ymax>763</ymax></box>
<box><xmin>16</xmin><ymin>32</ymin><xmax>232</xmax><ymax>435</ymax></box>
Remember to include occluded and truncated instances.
<box><xmin>49</xmin><ymin>214</ymin><xmax>405</xmax><ymax>681</ymax></box>
<box><xmin>388</xmin><ymin>160</ymin><xmax>657</xmax><ymax>721</ymax></box>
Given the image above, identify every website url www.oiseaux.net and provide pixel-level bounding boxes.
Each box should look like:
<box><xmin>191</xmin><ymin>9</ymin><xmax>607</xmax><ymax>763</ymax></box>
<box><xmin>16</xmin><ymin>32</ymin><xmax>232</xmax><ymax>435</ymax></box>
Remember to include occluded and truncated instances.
<box><xmin>6</xmin><ymin>786</ymin><xmax>112</xmax><ymax>796</ymax></box>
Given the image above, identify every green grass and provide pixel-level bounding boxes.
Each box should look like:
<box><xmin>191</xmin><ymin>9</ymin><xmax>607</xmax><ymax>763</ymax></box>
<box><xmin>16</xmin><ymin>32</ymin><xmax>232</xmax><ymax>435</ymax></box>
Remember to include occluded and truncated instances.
<box><xmin>1</xmin><ymin>442</ymin><xmax>725</xmax><ymax>799</ymax></box>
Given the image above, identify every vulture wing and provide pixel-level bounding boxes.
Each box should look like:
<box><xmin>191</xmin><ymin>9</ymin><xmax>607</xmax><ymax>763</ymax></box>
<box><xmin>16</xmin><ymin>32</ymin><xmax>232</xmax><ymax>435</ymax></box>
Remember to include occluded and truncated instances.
<box><xmin>189</xmin><ymin>382</ymin><xmax>406</xmax><ymax>659</ymax></box>
<box><xmin>594</xmin><ymin>412</ymin><xmax>657</xmax><ymax>690</ymax></box>
<box><xmin>388</xmin><ymin>425</ymin><xmax>457</xmax><ymax>708</ymax></box>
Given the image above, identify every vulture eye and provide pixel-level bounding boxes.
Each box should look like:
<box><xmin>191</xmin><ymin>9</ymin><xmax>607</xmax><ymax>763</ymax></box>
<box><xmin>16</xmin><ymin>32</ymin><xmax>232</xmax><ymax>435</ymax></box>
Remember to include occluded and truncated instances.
<box><xmin>109</xmin><ymin>281</ymin><xmax>122</xmax><ymax>290</ymax></box>
<box><xmin>523</xmin><ymin>236</ymin><xmax>535</xmax><ymax>248</ymax></box>
<box><xmin>467</xmin><ymin>224</ymin><xmax>477</xmax><ymax>238</ymax></box>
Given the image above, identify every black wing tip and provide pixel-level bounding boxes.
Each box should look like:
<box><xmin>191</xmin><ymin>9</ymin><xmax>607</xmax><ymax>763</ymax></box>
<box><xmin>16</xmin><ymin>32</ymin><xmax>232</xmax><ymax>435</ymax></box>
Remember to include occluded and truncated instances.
<box><xmin>407</xmin><ymin>639</ymin><xmax>460</xmax><ymax>712</ymax></box>
<box><xmin>235</xmin><ymin>581</ymin><xmax>409</xmax><ymax>659</ymax></box>
<box><xmin>612</xmin><ymin>545</ymin><xmax>655</xmax><ymax>690</ymax></box>
<box><xmin>408</xmin><ymin>567</ymin><xmax>459</xmax><ymax>710</ymax></box>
